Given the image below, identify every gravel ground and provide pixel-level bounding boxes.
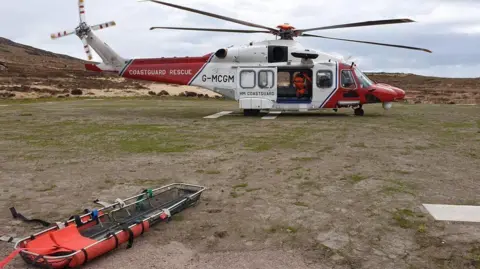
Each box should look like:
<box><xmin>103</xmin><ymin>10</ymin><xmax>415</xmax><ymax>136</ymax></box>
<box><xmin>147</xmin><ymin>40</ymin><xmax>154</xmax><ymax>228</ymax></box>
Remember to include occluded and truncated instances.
<box><xmin>0</xmin><ymin>98</ymin><xmax>479</xmax><ymax>269</ymax></box>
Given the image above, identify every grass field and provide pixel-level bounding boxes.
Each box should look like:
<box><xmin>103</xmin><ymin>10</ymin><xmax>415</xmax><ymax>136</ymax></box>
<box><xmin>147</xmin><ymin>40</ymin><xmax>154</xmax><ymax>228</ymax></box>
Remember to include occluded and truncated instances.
<box><xmin>0</xmin><ymin>97</ymin><xmax>479</xmax><ymax>269</ymax></box>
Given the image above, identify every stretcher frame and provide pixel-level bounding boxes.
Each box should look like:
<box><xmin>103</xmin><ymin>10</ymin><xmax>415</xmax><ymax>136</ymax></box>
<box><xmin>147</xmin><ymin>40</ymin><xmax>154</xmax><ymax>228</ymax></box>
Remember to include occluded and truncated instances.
<box><xmin>13</xmin><ymin>183</ymin><xmax>206</xmax><ymax>268</ymax></box>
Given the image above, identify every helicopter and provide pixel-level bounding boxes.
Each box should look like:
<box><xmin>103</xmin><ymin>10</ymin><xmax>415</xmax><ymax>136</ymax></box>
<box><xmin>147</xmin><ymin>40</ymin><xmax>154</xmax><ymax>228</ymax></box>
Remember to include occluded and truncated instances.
<box><xmin>50</xmin><ymin>0</ymin><xmax>432</xmax><ymax>116</ymax></box>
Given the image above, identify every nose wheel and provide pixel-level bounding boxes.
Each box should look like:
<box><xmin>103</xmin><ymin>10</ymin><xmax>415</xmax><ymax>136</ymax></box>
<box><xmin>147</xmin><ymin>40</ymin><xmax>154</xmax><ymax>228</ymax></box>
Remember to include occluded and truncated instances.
<box><xmin>354</xmin><ymin>106</ymin><xmax>364</xmax><ymax>116</ymax></box>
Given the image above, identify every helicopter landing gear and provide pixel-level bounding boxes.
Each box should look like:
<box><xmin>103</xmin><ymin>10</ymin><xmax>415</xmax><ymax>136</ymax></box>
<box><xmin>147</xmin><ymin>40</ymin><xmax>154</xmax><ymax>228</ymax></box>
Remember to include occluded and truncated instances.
<box><xmin>353</xmin><ymin>105</ymin><xmax>364</xmax><ymax>116</ymax></box>
<box><xmin>243</xmin><ymin>109</ymin><xmax>260</xmax><ymax>116</ymax></box>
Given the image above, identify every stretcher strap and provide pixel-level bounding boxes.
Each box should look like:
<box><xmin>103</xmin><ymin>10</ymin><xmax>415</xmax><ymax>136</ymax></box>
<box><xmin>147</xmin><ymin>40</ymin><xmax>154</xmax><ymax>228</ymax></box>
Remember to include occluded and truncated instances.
<box><xmin>91</xmin><ymin>210</ymin><xmax>99</xmax><ymax>224</ymax></box>
<box><xmin>136</xmin><ymin>220</ymin><xmax>145</xmax><ymax>235</ymax></box>
<box><xmin>81</xmin><ymin>249</ymin><xmax>88</xmax><ymax>265</ymax></box>
<box><xmin>0</xmin><ymin>247</ymin><xmax>61</xmax><ymax>269</ymax></box>
<box><xmin>9</xmin><ymin>207</ymin><xmax>51</xmax><ymax>227</ymax></box>
<box><xmin>145</xmin><ymin>189</ymin><xmax>153</xmax><ymax>198</ymax></box>
<box><xmin>93</xmin><ymin>199</ymin><xmax>113</xmax><ymax>207</ymax></box>
<box><xmin>56</xmin><ymin>222</ymin><xmax>66</xmax><ymax>229</ymax></box>
<box><xmin>33</xmin><ymin>255</ymin><xmax>52</xmax><ymax>269</ymax></box>
<box><xmin>74</xmin><ymin>215</ymin><xmax>83</xmax><ymax>227</ymax></box>
<box><xmin>115</xmin><ymin>198</ymin><xmax>126</xmax><ymax>208</ymax></box>
<box><xmin>122</xmin><ymin>227</ymin><xmax>134</xmax><ymax>249</ymax></box>
<box><xmin>106</xmin><ymin>232</ymin><xmax>119</xmax><ymax>249</ymax></box>
<box><xmin>160</xmin><ymin>209</ymin><xmax>171</xmax><ymax>220</ymax></box>
<box><xmin>0</xmin><ymin>249</ymin><xmax>23</xmax><ymax>268</ymax></box>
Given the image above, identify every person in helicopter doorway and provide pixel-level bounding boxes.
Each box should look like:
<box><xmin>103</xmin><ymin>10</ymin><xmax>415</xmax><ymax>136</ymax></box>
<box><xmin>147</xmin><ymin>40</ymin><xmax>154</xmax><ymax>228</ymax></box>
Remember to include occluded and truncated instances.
<box><xmin>293</xmin><ymin>72</ymin><xmax>312</xmax><ymax>98</ymax></box>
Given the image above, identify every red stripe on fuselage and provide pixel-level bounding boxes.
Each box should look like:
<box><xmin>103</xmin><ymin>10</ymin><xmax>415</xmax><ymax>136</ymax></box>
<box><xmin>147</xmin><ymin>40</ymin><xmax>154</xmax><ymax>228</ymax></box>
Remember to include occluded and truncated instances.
<box><xmin>121</xmin><ymin>53</ymin><xmax>212</xmax><ymax>85</ymax></box>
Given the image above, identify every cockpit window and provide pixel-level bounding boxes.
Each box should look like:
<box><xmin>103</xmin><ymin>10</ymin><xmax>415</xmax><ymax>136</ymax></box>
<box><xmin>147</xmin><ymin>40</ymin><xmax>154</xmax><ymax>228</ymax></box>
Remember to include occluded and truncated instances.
<box><xmin>341</xmin><ymin>70</ymin><xmax>356</xmax><ymax>89</ymax></box>
<box><xmin>354</xmin><ymin>68</ymin><xmax>375</xmax><ymax>88</ymax></box>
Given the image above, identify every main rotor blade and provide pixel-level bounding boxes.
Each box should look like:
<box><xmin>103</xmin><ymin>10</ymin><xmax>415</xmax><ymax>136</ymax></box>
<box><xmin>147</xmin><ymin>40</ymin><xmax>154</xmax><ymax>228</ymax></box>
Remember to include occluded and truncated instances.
<box><xmin>301</xmin><ymin>33</ymin><xmax>432</xmax><ymax>53</ymax></box>
<box><xmin>150</xmin><ymin>26</ymin><xmax>271</xmax><ymax>34</ymax></box>
<box><xmin>295</xmin><ymin>19</ymin><xmax>415</xmax><ymax>34</ymax></box>
<box><xmin>146</xmin><ymin>0</ymin><xmax>277</xmax><ymax>32</ymax></box>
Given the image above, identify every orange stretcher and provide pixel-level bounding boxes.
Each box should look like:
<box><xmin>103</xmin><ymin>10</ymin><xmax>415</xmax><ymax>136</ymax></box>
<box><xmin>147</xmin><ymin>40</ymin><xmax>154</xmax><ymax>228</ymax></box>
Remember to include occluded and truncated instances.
<box><xmin>1</xmin><ymin>183</ymin><xmax>205</xmax><ymax>269</ymax></box>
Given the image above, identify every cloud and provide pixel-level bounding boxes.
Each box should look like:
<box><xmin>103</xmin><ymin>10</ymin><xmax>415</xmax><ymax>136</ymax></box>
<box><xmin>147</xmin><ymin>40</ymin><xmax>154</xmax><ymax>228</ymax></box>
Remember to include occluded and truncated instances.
<box><xmin>1</xmin><ymin>0</ymin><xmax>479</xmax><ymax>78</ymax></box>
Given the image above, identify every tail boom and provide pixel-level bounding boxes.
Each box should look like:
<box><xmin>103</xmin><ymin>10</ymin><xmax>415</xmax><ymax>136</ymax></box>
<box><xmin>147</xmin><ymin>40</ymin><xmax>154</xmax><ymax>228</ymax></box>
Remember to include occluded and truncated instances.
<box><xmin>119</xmin><ymin>53</ymin><xmax>213</xmax><ymax>85</ymax></box>
<box><xmin>84</xmin><ymin>31</ymin><xmax>126</xmax><ymax>69</ymax></box>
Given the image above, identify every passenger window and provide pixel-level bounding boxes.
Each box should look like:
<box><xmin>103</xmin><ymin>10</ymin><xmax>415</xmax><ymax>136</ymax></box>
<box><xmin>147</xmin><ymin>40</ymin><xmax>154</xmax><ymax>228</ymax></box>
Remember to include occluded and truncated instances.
<box><xmin>258</xmin><ymin>70</ymin><xmax>274</xmax><ymax>89</ymax></box>
<box><xmin>316</xmin><ymin>70</ymin><xmax>333</xmax><ymax>88</ymax></box>
<box><xmin>341</xmin><ymin>70</ymin><xmax>356</xmax><ymax>89</ymax></box>
<box><xmin>240</xmin><ymin>70</ymin><xmax>255</xmax><ymax>88</ymax></box>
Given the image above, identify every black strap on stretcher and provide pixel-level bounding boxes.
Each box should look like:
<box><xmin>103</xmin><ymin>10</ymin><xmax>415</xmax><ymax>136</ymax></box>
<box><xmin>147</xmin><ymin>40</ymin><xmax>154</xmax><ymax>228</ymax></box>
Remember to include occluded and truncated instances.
<box><xmin>81</xmin><ymin>249</ymin><xmax>89</xmax><ymax>266</ymax></box>
<box><xmin>9</xmin><ymin>207</ymin><xmax>51</xmax><ymax>227</ymax></box>
<box><xmin>122</xmin><ymin>226</ymin><xmax>134</xmax><ymax>249</ymax></box>
<box><xmin>106</xmin><ymin>232</ymin><xmax>119</xmax><ymax>249</ymax></box>
<box><xmin>32</xmin><ymin>255</ymin><xmax>53</xmax><ymax>269</ymax></box>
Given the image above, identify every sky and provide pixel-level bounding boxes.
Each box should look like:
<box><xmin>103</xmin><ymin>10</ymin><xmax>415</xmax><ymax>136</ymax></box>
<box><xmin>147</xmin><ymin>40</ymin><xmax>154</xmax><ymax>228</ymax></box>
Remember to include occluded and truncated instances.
<box><xmin>1</xmin><ymin>0</ymin><xmax>479</xmax><ymax>78</ymax></box>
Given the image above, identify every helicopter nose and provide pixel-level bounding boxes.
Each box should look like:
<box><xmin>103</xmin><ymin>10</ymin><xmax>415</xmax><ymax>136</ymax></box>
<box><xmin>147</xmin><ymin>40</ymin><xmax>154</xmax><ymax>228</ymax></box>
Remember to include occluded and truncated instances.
<box><xmin>394</xmin><ymin>88</ymin><xmax>406</xmax><ymax>100</ymax></box>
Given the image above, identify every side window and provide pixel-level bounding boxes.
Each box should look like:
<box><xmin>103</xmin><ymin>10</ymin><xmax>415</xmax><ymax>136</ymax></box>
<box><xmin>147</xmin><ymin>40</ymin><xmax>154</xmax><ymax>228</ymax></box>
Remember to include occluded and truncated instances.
<box><xmin>341</xmin><ymin>70</ymin><xmax>356</xmax><ymax>89</ymax></box>
<box><xmin>240</xmin><ymin>70</ymin><xmax>255</xmax><ymax>88</ymax></box>
<box><xmin>258</xmin><ymin>70</ymin><xmax>274</xmax><ymax>89</ymax></box>
<box><xmin>316</xmin><ymin>70</ymin><xmax>333</xmax><ymax>88</ymax></box>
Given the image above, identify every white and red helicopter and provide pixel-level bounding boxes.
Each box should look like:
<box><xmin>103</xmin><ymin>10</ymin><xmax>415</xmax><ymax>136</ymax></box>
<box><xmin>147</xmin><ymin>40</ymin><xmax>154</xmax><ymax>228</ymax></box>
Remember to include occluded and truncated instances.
<box><xmin>51</xmin><ymin>0</ymin><xmax>432</xmax><ymax>116</ymax></box>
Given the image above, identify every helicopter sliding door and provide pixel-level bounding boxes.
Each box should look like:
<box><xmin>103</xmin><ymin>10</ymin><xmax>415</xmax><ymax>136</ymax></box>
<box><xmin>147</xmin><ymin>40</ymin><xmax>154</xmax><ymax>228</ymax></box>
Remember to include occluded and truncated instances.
<box><xmin>312</xmin><ymin>62</ymin><xmax>338</xmax><ymax>108</ymax></box>
<box><xmin>236</xmin><ymin>67</ymin><xmax>277</xmax><ymax>110</ymax></box>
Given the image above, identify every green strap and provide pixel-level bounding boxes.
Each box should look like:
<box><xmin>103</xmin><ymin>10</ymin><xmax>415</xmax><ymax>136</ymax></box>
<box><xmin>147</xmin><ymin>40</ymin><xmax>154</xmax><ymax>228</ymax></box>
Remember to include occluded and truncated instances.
<box><xmin>135</xmin><ymin>189</ymin><xmax>153</xmax><ymax>211</ymax></box>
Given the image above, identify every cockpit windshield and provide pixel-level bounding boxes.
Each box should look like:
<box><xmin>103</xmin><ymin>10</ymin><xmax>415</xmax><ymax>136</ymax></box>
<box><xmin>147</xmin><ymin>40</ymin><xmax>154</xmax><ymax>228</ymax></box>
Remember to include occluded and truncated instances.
<box><xmin>354</xmin><ymin>68</ymin><xmax>375</xmax><ymax>88</ymax></box>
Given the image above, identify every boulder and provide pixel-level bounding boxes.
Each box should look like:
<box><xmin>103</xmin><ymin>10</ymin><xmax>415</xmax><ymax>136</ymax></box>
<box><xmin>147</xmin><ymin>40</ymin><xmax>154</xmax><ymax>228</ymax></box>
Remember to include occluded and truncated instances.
<box><xmin>158</xmin><ymin>90</ymin><xmax>169</xmax><ymax>96</ymax></box>
<box><xmin>71</xmin><ymin>89</ymin><xmax>83</xmax><ymax>95</ymax></box>
<box><xmin>0</xmin><ymin>92</ymin><xmax>15</xmax><ymax>98</ymax></box>
<box><xmin>184</xmin><ymin>91</ymin><xmax>197</xmax><ymax>97</ymax></box>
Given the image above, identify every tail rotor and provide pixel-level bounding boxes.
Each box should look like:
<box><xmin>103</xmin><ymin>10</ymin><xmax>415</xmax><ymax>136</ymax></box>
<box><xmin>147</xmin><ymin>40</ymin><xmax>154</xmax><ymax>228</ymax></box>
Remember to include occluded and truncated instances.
<box><xmin>50</xmin><ymin>30</ymin><xmax>76</xmax><ymax>40</ymax></box>
<box><xmin>81</xmin><ymin>37</ymin><xmax>93</xmax><ymax>60</ymax></box>
<box><xmin>49</xmin><ymin>0</ymin><xmax>117</xmax><ymax>61</ymax></box>
<box><xmin>91</xmin><ymin>21</ymin><xmax>117</xmax><ymax>31</ymax></box>
<box><xmin>78</xmin><ymin>0</ymin><xmax>86</xmax><ymax>23</ymax></box>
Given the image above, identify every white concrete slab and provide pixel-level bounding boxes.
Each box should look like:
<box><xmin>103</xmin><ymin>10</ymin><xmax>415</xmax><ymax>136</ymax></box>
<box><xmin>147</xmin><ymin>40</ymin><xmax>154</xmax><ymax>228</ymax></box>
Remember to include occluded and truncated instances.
<box><xmin>262</xmin><ymin>111</ymin><xmax>282</xmax><ymax>120</ymax></box>
<box><xmin>204</xmin><ymin>111</ymin><xmax>233</xmax><ymax>119</ymax></box>
<box><xmin>423</xmin><ymin>204</ymin><xmax>480</xmax><ymax>223</ymax></box>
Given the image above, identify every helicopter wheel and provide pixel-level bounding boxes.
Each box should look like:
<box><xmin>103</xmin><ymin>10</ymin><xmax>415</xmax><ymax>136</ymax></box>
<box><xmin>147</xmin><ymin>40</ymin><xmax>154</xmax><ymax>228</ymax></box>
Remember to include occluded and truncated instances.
<box><xmin>243</xmin><ymin>109</ymin><xmax>260</xmax><ymax>116</ymax></box>
<box><xmin>354</xmin><ymin>108</ymin><xmax>364</xmax><ymax>116</ymax></box>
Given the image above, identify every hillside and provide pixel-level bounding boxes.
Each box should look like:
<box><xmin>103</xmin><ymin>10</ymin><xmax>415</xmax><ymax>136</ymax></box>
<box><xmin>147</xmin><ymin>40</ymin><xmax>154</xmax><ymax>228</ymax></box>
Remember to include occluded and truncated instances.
<box><xmin>0</xmin><ymin>37</ymin><xmax>217</xmax><ymax>99</ymax></box>
<box><xmin>0</xmin><ymin>37</ymin><xmax>478</xmax><ymax>103</ymax></box>
<box><xmin>366</xmin><ymin>72</ymin><xmax>480</xmax><ymax>104</ymax></box>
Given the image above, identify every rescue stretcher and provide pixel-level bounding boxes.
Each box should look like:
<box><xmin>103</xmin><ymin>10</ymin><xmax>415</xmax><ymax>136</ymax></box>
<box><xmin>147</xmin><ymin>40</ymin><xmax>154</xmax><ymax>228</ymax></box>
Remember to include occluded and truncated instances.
<box><xmin>3</xmin><ymin>183</ymin><xmax>205</xmax><ymax>269</ymax></box>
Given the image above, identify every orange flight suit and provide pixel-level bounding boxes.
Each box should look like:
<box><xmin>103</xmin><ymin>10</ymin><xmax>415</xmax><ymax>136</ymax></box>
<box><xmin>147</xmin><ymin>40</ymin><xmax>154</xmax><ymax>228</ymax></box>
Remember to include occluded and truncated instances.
<box><xmin>294</xmin><ymin>73</ymin><xmax>312</xmax><ymax>98</ymax></box>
